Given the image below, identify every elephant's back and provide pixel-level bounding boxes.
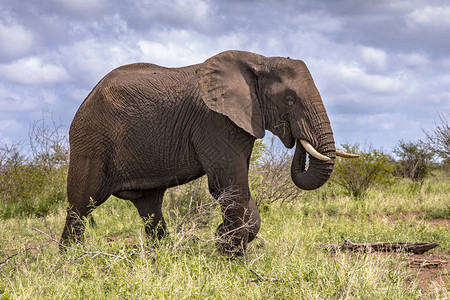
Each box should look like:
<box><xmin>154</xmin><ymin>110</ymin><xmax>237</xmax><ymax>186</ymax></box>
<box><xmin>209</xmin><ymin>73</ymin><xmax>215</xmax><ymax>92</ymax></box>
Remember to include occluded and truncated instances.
<box><xmin>68</xmin><ymin>63</ymin><xmax>203</xmax><ymax>157</ymax></box>
<box><xmin>91</xmin><ymin>63</ymin><xmax>199</xmax><ymax>108</ymax></box>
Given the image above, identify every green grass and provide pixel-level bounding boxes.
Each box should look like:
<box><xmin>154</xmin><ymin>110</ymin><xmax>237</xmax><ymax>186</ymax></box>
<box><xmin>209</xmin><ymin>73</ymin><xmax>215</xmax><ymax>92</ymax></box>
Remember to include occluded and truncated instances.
<box><xmin>1</xmin><ymin>177</ymin><xmax>449</xmax><ymax>299</ymax></box>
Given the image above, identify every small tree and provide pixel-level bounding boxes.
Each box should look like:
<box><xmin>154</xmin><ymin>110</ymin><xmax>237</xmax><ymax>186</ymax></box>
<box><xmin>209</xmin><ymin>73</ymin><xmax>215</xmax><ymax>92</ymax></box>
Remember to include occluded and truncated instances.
<box><xmin>29</xmin><ymin>112</ymin><xmax>69</xmax><ymax>170</ymax></box>
<box><xmin>393</xmin><ymin>141</ymin><xmax>433</xmax><ymax>183</ymax></box>
<box><xmin>249</xmin><ymin>139</ymin><xmax>267</xmax><ymax>167</ymax></box>
<box><xmin>332</xmin><ymin>143</ymin><xmax>394</xmax><ymax>198</ymax></box>
<box><xmin>423</xmin><ymin>112</ymin><xmax>450</xmax><ymax>160</ymax></box>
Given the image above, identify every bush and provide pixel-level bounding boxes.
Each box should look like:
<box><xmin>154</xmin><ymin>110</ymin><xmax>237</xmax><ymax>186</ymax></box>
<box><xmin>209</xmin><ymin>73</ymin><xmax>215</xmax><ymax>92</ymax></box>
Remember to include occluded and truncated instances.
<box><xmin>332</xmin><ymin>143</ymin><xmax>395</xmax><ymax>198</ymax></box>
<box><xmin>393</xmin><ymin>140</ymin><xmax>433</xmax><ymax>183</ymax></box>
<box><xmin>0</xmin><ymin>114</ymin><xmax>68</xmax><ymax>218</ymax></box>
<box><xmin>249</xmin><ymin>139</ymin><xmax>303</xmax><ymax>206</ymax></box>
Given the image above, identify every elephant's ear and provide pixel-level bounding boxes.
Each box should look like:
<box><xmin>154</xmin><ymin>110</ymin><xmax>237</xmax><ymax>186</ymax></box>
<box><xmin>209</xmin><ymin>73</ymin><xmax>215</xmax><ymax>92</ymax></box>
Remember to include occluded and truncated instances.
<box><xmin>196</xmin><ymin>50</ymin><xmax>265</xmax><ymax>139</ymax></box>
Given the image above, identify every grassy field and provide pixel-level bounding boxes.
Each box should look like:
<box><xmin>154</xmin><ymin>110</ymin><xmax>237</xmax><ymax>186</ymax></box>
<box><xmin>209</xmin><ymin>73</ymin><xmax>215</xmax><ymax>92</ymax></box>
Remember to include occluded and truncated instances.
<box><xmin>0</xmin><ymin>175</ymin><xmax>449</xmax><ymax>299</ymax></box>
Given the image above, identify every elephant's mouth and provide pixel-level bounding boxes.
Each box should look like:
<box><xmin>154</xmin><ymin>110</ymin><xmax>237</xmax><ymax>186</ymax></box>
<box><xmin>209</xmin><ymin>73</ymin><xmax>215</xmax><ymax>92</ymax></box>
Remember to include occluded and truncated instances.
<box><xmin>277</xmin><ymin>121</ymin><xmax>295</xmax><ymax>149</ymax></box>
<box><xmin>281</xmin><ymin>136</ymin><xmax>295</xmax><ymax>149</ymax></box>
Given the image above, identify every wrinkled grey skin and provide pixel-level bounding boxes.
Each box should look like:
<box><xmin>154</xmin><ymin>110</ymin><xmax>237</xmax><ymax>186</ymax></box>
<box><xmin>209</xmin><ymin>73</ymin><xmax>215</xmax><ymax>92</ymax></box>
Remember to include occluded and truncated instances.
<box><xmin>61</xmin><ymin>50</ymin><xmax>335</xmax><ymax>257</ymax></box>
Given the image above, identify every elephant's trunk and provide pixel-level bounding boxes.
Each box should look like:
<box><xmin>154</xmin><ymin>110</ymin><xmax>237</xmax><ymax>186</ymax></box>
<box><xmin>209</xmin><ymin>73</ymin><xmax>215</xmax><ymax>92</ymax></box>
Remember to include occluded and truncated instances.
<box><xmin>291</xmin><ymin>132</ymin><xmax>335</xmax><ymax>190</ymax></box>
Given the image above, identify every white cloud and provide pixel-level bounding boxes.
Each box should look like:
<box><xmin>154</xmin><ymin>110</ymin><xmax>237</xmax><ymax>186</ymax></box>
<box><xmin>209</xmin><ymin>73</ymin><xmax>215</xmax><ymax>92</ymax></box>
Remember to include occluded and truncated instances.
<box><xmin>319</xmin><ymin>61</ymin><xmax>405</xmax><ymax>95</ymax></box>
<box><xmin>0</xmin><ymin>57</ymin><xmax>72</xmax><ymax>85</ymax></box>
<box><xmin>397</xmin><ymin>52</ymin><xmax>429</xmax><ymax>67</ymax></box>
<box><xmin>57</xmin><ymin>39</ymin><xmax>141</xmax><ymax>87</ymax></box>
<box><xmin>137</xmin><ymin>29</ymin><xmax>250</xmax><ymax>67</ymax></box>
<box><xmin>407</xmin><ymin>5</ymin><xmax>450</xmax><ymax>28</ymax></box>
<box><xmin>361</xmin><ymin>47</ymin><xmax>388</xmax><ymax>71</ymax></box>
<box><xmin>134</xmin><ymin>0</ymin><xmax>216</xmax><ymax>33</ymax></box>
<box><xmin>139</xmin><ymin>41</ymin><xmax>193</xmax><ymax>67</ymax></box>
<box><xmin>332</xmin><ymin>112</ymin><xmax>419</xmax><ymax>150</ymax></box>
<box><xmin>288</xmin><ymin>10</ymin><xmax>342</xmax><ymax>33</ymax></box>
<box><xmin>0</xmin><ymin>20</ymin><xmax>34</xmax><ymax>61</ymax></box>
<box><xmin>344</xmin><ymin>68</ymin><xmax>404</xmax><ymax>94</ymax></box>
<box><xmin>0</xmin><ymin>95</ymin><xmax>38</xmax><ymax>112</ymax></box>
<box><xmin>138</xmin><ymin>34</ymin><xmax>208</xmax><ymax>67</ymax></box>
<box><xmin>0</xmin><ymin>119</ymin><xmax>20</xmax><ymax>132</ymax></box>
<box><xmin>172</xmin><ymin>0</ymin><xmax>211</xmax><ymax>22</ymax></box>
<box><xmin>0</xmin><ymin>0</ymin><xmax>448</xmax><ymax>152</ymax></box>
<box><xmin>0</xmin><ymin>84</ymin><xmax>47</xmax><ymax>112</ymax></box>
<box><xmin>49</xmin><ymin>0</ymin><xmax>108</xmax><ymax>17</ymax></box>
<box><xmin>0</xmin><ymin>119</ymin><xmax>21</xmax><ymax>145</ymax></box>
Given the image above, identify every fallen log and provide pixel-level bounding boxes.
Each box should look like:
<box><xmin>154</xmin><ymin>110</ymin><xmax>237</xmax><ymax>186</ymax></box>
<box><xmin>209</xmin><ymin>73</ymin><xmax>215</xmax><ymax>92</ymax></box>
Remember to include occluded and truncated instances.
<box><xmin>320</xmin><ymin>240</ymin><xmax>440</xmax><ymax>254</ymax></box>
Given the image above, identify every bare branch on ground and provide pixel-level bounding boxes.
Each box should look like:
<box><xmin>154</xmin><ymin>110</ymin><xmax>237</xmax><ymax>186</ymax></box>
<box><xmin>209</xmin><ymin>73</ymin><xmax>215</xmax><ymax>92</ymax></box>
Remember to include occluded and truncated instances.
<box><xmin>248</xmin><ymin>269</ymin><xmax>285</xmax><ymax>283</ymax></box>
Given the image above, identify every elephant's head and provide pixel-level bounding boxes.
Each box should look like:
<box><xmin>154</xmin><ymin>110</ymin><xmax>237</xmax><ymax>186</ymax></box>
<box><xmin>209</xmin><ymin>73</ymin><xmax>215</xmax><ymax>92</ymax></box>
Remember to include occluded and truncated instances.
<box><xmin>197</xmin><ymin>50</ymin><xmax>355</xmax><ymax>190</ymax></box>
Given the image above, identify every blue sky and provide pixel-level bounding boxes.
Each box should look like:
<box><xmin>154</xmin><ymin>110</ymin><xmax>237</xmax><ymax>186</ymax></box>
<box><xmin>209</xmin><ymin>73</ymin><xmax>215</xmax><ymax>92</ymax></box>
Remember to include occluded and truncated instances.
<box><xmin>0</xmin><ymin>0</ymin><xmax>449</xmax><ymax>152</ymax></box>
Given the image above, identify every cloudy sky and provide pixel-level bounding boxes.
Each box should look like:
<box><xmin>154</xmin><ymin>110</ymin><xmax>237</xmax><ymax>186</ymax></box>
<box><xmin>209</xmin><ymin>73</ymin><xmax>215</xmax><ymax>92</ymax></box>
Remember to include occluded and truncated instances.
<box><xmin>0</xmin><ymin>0</ymin><xmax>449</xmax><ymax>152</ymax></box>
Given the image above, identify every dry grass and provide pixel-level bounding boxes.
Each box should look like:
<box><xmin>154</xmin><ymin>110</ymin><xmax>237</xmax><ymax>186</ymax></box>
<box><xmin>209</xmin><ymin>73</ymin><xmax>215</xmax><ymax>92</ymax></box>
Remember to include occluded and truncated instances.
<box><xmin>0</xmin><ymin>173</ymin><xmax>448</xmax><ymax>299</ymax></box>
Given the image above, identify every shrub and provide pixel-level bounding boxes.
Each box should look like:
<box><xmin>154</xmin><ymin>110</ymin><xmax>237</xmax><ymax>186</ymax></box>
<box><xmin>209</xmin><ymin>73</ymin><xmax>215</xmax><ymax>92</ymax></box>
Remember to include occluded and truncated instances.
<box><xmin>0</xmin><ymin>113</ymin><xmax>68</xmax><ymax>218</ymax></box>
<box><xmin>393</xmin><ymin>140</ymin><xmax>433</xmax><ymax>183</ymax></box>
<box><xmin>441</xmin><ymin>158</ymin><xmax>450</xmax><ymax>173</ymax></box>
<box><xmin>249</xmin><ymin>138</ymin><xmax>303</xmax><ymax>206</ymax></box>
<box><xmin>332</xmin><ymin>143</ymin><xmax>395</xmax><ymax>198</ymax></box>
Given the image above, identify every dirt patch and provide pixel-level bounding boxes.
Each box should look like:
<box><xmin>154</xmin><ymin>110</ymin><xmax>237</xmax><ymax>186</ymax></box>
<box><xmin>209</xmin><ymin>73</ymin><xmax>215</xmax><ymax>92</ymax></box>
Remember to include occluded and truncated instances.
<box><xmin>426</xmin><ymin>218</ymin><xmax>450</xmax><ymax>226</ymax></box>
<box><xmin>323</xmin><ymin>241</ymin><xmax>449</xmax><ymax>295</ymax></box>
<box><xmin>387</xmin><ymin>213</ymin><xmax>449</xmax><ymax>227</ymax></box>
<box><xmin>403</xmin><ymin>252</ymin><xmax>449</xmax><ymax>294</ymax></box>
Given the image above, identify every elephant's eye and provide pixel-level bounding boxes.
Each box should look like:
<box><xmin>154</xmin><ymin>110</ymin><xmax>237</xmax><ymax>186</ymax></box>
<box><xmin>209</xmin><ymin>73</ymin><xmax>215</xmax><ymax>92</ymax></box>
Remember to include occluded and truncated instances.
<box><xmin>285</xmin><ymin>96</ymin><xmax>295</xmax><ymax>106</ymax></box>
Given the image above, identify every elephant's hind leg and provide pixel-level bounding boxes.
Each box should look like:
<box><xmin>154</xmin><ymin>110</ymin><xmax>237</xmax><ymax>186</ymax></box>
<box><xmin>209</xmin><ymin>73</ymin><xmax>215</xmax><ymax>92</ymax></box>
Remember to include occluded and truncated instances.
<box><xmin>60</xmin><ymin>158</ymin><xmax>111</xmax><ymax>248</ymax></box>
<box><xmin>129</xmin><ymin>188</ymin><xmax>167</xmax><ymax>241</ymax></box>
<box><xmin>61</xmin><ymin>193</ymin><xmax>110</xmax><ymax>249</ymax></box>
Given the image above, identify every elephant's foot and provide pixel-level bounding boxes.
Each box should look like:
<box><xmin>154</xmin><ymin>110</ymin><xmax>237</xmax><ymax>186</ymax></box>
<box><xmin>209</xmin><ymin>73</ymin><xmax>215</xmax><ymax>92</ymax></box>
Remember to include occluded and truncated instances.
<box><xmin>144</xmin><ymin>221</ymin><xmax>170</xmax><ymax>248</ymax></box>
<box><xmin>60</xmin><ymin>209</ymin><xmax>90</xmax><ymax>252</ymax></box>
<box><xmin>215</xmin><ymin>223</ymin><xmax>248</xmax><ymax>258</ymax></box>
<box><xmin>59</xmin><ymin>225</ymin><xmax>85</xmax><ymax>253</ymax></box>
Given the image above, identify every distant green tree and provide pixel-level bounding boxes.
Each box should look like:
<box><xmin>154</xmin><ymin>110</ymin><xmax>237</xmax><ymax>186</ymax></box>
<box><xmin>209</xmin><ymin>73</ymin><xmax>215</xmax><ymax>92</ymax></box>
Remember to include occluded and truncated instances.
<box><xmin>250</xmin><ymin>139</ymin><xmax>267</xmax><ymax>167</ymax></box>
<box><xmin>332</xmin><ymin>143</ymin><xmax>395</xmax><ymax>198</ymax></box>
<box><xmin>393</xmin><ymin>141</ymin><xmax>433</xmax><ymax>184</ymax></box>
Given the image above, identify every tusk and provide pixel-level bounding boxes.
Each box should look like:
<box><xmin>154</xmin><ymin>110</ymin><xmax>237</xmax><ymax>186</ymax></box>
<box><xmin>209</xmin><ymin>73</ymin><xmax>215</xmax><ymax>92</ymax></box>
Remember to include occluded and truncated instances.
<box><xmin>336</xmin><ymin>149</ymin><xmax>360</xmax><ymax>158</ymax></box>
<box><xmin>299</xmin><ymin>139</ymin><xmax>331</xmax><ymax>161</ymax></box>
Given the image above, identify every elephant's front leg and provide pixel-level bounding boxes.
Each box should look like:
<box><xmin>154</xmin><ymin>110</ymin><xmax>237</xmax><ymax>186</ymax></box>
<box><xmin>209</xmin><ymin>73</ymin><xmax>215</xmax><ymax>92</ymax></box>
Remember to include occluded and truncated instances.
<box><xmin>216</xmin><ymin>192</ymin><xmax>248</xmax><ymax>257</ymax></box>
<box><xmin>245</xmin><ymin>194</ymin><xmax>261</xmax><ymax>243</ymax></box>
<box><xmin>208</xmin><ymin>175</ymin><xmax>255</xmax><ymax>257</ymax></box>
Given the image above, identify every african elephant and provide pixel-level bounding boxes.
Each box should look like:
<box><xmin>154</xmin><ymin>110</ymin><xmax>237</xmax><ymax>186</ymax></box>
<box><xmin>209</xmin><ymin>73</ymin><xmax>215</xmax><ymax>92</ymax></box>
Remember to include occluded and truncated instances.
<box><xmin>61</xmin><ymin>50</ymin><xmax>356</xmax><ymax>257</ymax></box>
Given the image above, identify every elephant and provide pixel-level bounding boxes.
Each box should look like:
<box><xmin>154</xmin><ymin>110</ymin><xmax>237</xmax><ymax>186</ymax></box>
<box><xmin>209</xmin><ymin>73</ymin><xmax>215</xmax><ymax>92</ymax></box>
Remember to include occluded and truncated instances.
<box><xmin>60</xmin><ymin>50</ymin><xmax>357</xmax><ymax>257</ymax></box>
